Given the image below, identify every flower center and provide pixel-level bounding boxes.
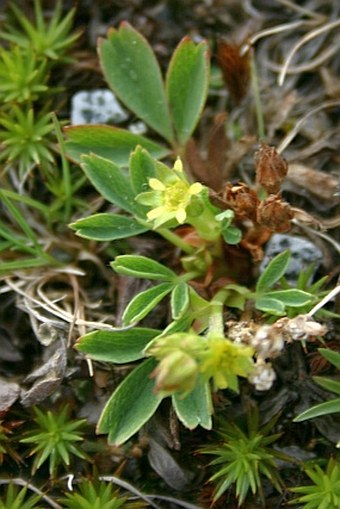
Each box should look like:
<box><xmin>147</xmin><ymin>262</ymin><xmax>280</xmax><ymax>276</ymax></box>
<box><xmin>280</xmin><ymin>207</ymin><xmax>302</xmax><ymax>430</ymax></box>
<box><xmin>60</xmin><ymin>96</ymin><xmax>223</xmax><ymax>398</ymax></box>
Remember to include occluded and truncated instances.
<box><xmin>163</xmin><ymin>181</ymin><xmax>189</xmax><ymax>211</ymax></box>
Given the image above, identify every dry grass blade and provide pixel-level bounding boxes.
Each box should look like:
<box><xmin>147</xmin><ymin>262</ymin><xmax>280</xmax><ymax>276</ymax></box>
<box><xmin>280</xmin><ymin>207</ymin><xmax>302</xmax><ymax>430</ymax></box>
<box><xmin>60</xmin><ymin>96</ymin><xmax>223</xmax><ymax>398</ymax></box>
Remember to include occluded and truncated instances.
<box><xmin>277</xmin><ymin>99</ymin><xmax>340</xmax><ymax>153</ymax></box>
<box><xmin>278</xmin><ymin>18</ymin><xmax>340</xmax><ymax>85</ymax></box>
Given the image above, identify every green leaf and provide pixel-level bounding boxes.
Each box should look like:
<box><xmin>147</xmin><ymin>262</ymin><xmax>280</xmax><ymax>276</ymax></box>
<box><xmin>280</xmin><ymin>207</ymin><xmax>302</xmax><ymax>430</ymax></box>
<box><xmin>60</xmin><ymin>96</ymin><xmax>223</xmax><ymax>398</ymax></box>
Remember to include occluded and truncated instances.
<box><xmin>98</xmin><ymin>22</ymin><xmax>174</xmax><ymax>142</ymax></box>
<box><xmin>129</xmin><ymin>146</ymin><xmax>156</xmax><ymax>195</ymax></box>
<box><xmin>166</xmin><ymin>37</ymin><xmax>209</xmax><ymax>145</ymax></box>
<box><xmin>222</xmin><ymin>225</ymin><xmax>242</xmax><ymax>245</ymax></box>
<box><xmin>172</xmin><ymin>380</ymin><xmax>212</xmax><ymax>430</ymax></box>
<box><xmin>111</xmin><ymin>255</ymin><xmax>176</xmax><ymax>281</ymax></box>
<box><xmin>0</xmin><ymin>256</ymin><xmax>51</xmax><ymax>274</ymax></box>
<box><xmin>70</xmin><ymin>213</ymin><xmax>148</xmax><ymax>240</ymax></box>
<box><xmin>75</xmin><ymin>327</ymin><xmax>160</xmax><ymax>363</ymax></box>
<box><xmin>98</xmin><ymin>358</ymin><xmax>162</xmax><ymax>444</ymax></box>
<box><xmin>255</xmin><ymin>296</ymin><xmax>285</xmax><ymax>315</ymax></box>
<box><xmin>64</xmin><ymin>125</ymin><xmax>170</xmax><ymax>166</ymax></box>
<box><xmin>319</xmin><ymin>348</ymin><xmax>340</xmax><ymax>369</ymax></box>
<box><xmin>314</xmin><ymin>376</ymin><xmax>340</xmax><ymax>396</ymax></box>
<box><xmin>256</xmin><ymin>250</ymin><xmax>291</xmax><ymax>293</ymax></box>
<box><xmin>293</xmin><ymin>399</ymin><xmax>340</xmax><ymax>421</ymax></box>
<box><xmin>171</xmin><ymin>282</ymin><xmax>190</xmax><ymax>320</ymax></box>
<box><xmin>265</xmin><ymin>289</ymin><xmax>314</xmax><ymax>307</ymax></box>
<box><xmin>122</xmin><ymin>282</ymin><xmax>174</xmax><ymax>325</ymax></box>
<box><xmin>81</xmin><ymin>154</ymin><xmax>137</xmax><ymax>214</ymax></box>
<box><xmin>161</xmin><ymin>315</ymin><xmax>195</xmax><ymax>335</ymax></box>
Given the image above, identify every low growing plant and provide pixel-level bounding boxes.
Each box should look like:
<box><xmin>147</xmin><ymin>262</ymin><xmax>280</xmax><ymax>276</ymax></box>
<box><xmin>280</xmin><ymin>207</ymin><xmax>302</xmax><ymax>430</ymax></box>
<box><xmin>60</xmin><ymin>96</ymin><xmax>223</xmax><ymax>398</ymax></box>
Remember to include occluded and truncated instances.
<box><xmin>20</xmin><ymin>405</ymin><xmax>89</xmax><ymax>477</ymax></box>
<box><xmin>0</xmin><ymin>0</ymin><xmax>79</xmax><ymax>176</ymax></box>
<box><xmin>0</xmin><ymin>483</ymin><xmax>42</xmax><ymax>509</ymax></box>
<box><xmin>294</xmin><ymin>349</ymin><xmax>340</xmax><ymax>432</ymax></box>
<box><xmin>60</xmin><ymin>479</ymin><xmax>146</xmax><ymax>509</ymax></box>
<box><xmin>199</xmin><ymin>411</ymin><xmax>290</xmax><ymax>507</ymax></box>
<box><xmin>70</xmin><ymin>23</ymin><xmax>332</xmax><ymax>446</ymax></box>
<box><xmin>290</xmin><ymin>457</ymin><xmax>340</xmax><ymax>509</ymax></box>
<box><xmin>0</xmin><ymin>0</ymin><xmax>80</xmax><ymax>63</ymax></box>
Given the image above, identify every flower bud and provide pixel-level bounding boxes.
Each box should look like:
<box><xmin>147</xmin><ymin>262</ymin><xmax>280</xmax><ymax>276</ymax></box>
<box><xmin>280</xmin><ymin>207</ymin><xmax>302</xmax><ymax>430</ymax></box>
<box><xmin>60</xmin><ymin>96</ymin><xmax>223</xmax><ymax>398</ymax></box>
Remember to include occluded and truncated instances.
<box><xmin>150</xmin><ymin>350</ymin><xmax>198</xmax><ymax>397</ymax></box>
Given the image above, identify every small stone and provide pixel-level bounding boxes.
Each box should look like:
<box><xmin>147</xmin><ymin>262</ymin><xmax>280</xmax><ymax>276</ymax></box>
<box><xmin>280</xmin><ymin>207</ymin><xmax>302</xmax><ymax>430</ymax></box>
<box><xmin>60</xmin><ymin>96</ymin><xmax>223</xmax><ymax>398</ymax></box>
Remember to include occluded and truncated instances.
<box><xmin>128</xmin><ymin>121</ymin><xmax>147</xmax><ymax>135</ymax></box>
<box><xmin>71</xmin><ymin>89</ymin><xmax>129</xmax><ymax>125</ymax></box>
<box><xmin>260</xmin><ymin>234</ymin><xmax>323</xmax><ymax>285</ymax></box>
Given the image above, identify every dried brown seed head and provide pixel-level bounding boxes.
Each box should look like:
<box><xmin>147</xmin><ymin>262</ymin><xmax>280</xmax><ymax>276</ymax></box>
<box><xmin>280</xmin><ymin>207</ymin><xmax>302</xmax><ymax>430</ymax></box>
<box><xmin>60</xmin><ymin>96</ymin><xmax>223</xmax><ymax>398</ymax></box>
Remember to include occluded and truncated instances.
<box><xmin>223</xmin><ymin>182</ymin><xmax>259</xmax><ymax>221</ymax></box>
<box><xmin>255</xmin><ymin>142</ymin><xmax>288</xmax><ymax>194</ymax></box>
<box><xmin>257</xmin><ymin>194</ymin><xmax>293</xmax><ymax>232</ymax></box>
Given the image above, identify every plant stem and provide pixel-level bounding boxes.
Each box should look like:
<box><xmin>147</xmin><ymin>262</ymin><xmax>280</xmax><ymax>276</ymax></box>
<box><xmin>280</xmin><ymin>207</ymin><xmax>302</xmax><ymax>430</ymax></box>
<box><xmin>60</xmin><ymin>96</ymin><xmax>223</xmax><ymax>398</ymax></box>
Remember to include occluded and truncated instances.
<box><xmin>208</xmin><ymin>289</ymin><xmax>230</xmax><ymax>335</ymax></box>
<box><xmin>51</xmin><ymin>113</ymin><xmax>72</xmax><ymax>223</ymax></box>
<box><xmin>157</xmin><ymin>227</ymin><xmax>196</xmax><ymax>254</ymax></box>
<box><xmin>250</xmin><ymin>49</ymin><xmax>265</xmax><ymax>139</ymax></box>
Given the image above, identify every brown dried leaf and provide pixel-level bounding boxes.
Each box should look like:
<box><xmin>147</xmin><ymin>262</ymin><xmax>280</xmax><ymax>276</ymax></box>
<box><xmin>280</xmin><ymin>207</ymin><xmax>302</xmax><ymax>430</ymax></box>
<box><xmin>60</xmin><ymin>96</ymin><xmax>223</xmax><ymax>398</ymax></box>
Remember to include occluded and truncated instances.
<box><xmin>206</xmin><ymin>112</ymin><xmax>229</xmax><ymax>191</ymax></box>
<box><xmin>287</xmin><ymin>163</ymin><xmax>340</xmax><ymax>204</ymax></box>
<box><xmin>185</xmin><ymin>138</ymin><xmax>209</xmax><ymax>185</ymax></box>
<box><xmin>216</xmin><ymin>40</ymin><xmax>250</xmax><ymax>103</ymax></box>
<box><xmin>0</xmin><ymin>381</ymin><xmax>20</xmax><ymax>412</ymax></box>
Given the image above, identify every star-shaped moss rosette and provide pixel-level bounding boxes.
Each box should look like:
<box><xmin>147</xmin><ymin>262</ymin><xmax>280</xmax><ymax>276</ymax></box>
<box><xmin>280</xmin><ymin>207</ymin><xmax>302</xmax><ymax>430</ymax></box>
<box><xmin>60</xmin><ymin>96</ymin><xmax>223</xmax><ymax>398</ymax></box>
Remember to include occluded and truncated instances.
<box><xmin>145</xmin><ymin>331</ymin><xmax>255</xmax><ymax>398</ymax></box>
<box><xmin>137</xmin><ymin>158</ymin><xmax>203</xmax><ymax>227</ymax></box>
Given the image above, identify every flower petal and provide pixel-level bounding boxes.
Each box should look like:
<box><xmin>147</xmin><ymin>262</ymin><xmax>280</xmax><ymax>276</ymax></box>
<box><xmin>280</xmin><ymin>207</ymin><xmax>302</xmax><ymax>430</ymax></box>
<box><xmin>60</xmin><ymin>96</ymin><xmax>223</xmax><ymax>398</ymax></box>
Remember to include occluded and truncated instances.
<box><xmin>147</xmin><ymin>206</ymin><xmax>166</xmax><ymax>220</ymax></box>
<box><xmin>189</xmin><ymin>182</ymin><xmax>203</xmax><ymax>195</ymax></box>
<box><xmin>175</xmin><ymin>208</ymin><xmax>187</xmax><ymax>223</ymax></box>
<box><xmin>174</xmin><ymin>157</ymin><xmax>183</xmax><ymax>172</ymax></box>
<box><xmin>149</xmin><ymin>178</ymin><xmax>166</xmax><ymax>191</ymax></box>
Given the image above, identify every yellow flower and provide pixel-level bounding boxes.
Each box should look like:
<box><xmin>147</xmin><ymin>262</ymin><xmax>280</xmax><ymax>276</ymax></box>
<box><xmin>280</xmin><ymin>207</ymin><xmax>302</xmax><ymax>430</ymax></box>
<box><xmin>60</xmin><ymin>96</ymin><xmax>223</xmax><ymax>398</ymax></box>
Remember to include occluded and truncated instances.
<box><xmin>146</xmin><ymin>331</ymin><xmax>255</xmax><ymax>397</ymax></box>
<box><xmin>199</xmin><ymin>334</ymin><xmax>255</xmax><ymax>392</ymax></box>
<box><xmin>136</xmin><ymin>157</ymin><xmax>203</xmax><ymax>228</ymax></box>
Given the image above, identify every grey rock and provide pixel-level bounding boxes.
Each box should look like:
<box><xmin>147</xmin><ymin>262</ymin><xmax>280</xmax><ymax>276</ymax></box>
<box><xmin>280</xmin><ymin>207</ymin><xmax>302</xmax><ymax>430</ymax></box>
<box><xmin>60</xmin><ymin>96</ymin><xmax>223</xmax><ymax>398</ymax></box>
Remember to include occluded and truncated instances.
<box><xmin>71</xmin><ymin>89</ymin><xmax>129</xmax><ymax>125</ymax></box>
<box><xmin>260</xmin><ymin>234</ymin><xmax>323</xmax><ymax>285</ymax></box>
